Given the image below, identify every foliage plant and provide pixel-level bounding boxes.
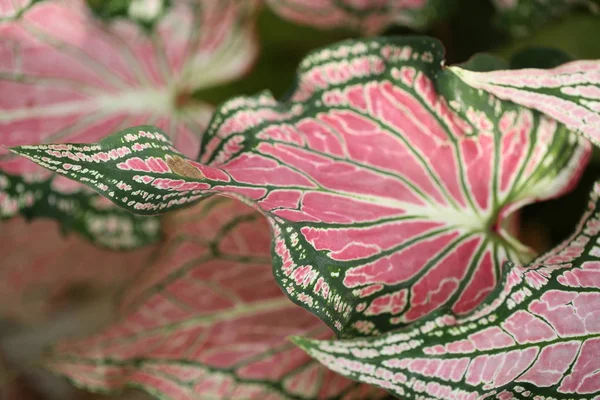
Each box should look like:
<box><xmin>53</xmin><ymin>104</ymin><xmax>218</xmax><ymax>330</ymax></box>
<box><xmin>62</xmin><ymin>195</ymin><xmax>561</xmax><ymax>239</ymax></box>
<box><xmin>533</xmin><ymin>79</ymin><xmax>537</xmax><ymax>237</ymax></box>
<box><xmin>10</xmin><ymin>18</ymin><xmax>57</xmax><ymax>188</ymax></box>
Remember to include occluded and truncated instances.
<box><xmin>1</xmin><ymin>0</ymin><xmax>600</xmax><ymax>399</ymax></box>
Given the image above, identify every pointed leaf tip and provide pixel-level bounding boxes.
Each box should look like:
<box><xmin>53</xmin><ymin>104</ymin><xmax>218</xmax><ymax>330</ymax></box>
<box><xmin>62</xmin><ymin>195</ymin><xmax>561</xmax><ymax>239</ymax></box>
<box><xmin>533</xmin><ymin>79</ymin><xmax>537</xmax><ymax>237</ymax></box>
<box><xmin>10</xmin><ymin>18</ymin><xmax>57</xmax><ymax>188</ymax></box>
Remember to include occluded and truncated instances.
<box><xmin>289</xmin><ymin>335</ymin><xmax>312</xmax><ymax>350</ymax></box>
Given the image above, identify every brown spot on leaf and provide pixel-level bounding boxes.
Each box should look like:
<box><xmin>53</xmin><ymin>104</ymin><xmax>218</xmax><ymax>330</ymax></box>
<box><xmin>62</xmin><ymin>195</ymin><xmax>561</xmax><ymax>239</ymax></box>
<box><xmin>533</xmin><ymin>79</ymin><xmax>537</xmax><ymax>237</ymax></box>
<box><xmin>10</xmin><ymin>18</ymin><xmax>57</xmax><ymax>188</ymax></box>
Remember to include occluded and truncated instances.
<box><xmin>175</xmin><ymin>90</ymin><xmax>193</xmax><ymax>108</ymax></box>
<box><xmin>166</xmin><ymin>155</ymin><xmax>205</xmax><ymax>179</ymax></box>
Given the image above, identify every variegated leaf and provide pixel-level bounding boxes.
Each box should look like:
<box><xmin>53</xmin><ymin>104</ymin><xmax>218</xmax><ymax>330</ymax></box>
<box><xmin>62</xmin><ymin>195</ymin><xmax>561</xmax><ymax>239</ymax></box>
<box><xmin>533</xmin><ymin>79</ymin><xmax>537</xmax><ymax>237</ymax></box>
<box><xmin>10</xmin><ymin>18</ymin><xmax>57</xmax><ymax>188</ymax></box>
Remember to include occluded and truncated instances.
<box><xmin>11</xmin><ymin>37</ymin><xmax>591</xmax><ymax>337</ymax></box>
<box><xmin>294</xmin><ymin>180</ymin><xmax>600</xmax><ymax>399</ymax></box>
<box><xmin>44</xmin><ymin>196</ymin><xmax>385</xmax><ymax>400</ymax></box>
<box><xmin>493</xmin><ymin>0</ymin><xmax>599</xmax><ymax>36</ymax></box>
<box><xmin>0</xmin><ymin>0</ymin><xmax>257</xmax><ymax>243</ymax></box>
<box><xmin>266</xmin><ymin>0</ymin><xmax>454</xmax><ymax>35</ymax></box>
<box><xmin>449</xmin><ymin>60</ymin><xmax>600</xmax><ymax>146</ymax></box>
<box><xmin>0</xmin><ymin>215</ymin><xmax>154</xmax><ymax>323</ymax></box>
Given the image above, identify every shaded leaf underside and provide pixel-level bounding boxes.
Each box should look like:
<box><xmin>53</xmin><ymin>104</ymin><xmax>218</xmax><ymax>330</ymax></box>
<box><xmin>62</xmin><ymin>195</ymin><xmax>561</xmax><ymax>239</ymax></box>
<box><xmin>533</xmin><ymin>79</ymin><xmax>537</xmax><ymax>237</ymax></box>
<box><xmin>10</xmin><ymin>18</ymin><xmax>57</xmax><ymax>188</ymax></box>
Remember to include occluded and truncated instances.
<box><xmin>45</xmin><ymin>197</ymin><xmax>384</xmax><ymax>400</ymax></box>
<box><xmin>296</xmin><ymin>181</ymin><xmax>600</xmax><ymax>399</ymax></box>
<box><xmin>11</xmin><ymin>37</ymin><xmax>591</xmax><ymax>338</ymax></box>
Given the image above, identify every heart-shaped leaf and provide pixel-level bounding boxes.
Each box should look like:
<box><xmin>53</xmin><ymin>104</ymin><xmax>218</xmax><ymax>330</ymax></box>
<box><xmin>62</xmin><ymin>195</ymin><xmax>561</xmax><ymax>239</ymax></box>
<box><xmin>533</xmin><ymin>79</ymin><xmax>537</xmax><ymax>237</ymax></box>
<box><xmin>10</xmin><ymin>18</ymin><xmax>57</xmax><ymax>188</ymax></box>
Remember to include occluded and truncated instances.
<box><xmin>44</xmin><ymin>197</ymin><xmax>385</xmax><ymax>400</ymax></box>
<box><xmin>492</xmin><ymin>0</ymin><xmax>599</xmax><ymax>36</ymax></box>
<box><xmin>0</xmin><ymin>0</ymin><xmax>257</xmax><ymax>244</ymax></box>
<box><xmin>266</xmin><ymin>0</ymin><xmax>455</xmax><ymax>35</ymax></box>
<box><xmin>294</xmin><ymin>180</ymin><xmax>600</xmax><ymax>399</ymax></box>
<box><xmin>11</xmin><ymin>37</ymin><xmax>591</xmax><ymax>337</ymax></box>
<box><xmin>450</xmin><ymin>60</ymin><xmax>600</xmax><ymax>146</ymax></box>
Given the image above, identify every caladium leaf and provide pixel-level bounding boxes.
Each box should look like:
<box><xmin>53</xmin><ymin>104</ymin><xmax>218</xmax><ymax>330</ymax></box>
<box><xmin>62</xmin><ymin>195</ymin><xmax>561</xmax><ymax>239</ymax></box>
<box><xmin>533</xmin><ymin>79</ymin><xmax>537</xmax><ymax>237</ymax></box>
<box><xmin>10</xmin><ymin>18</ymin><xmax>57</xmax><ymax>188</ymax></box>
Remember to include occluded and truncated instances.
<box><xmin>43</xmin><ymin>197</ymin><xmax>384</xmax><ymax>400</ymax></box>
<box><xmin>449</xmin><ymin>59</ymin><xmax>600</xmax><ymax>146</ymax></box>
<box><xmin>0</xmin><ymin>215</ymin><xmax>154</xmax><ymax>323</ymax></box>
<box><xmin>11</xmin><ymin>37</ymin><xmax>592</xmax><ymax>337</ymax></box>
<box><xmin>266</xmin><ymin>0</ymin><xmax>455</xmax><ymax>35</ymax></box>
<box><xmin>294</xmin><ymin>180</ymin><xmax>600</xmax><ymax>399</ymax></box>
<box><xmin>492</xmin><ymin>0</ymin><xmax>599</xmax><ymax>36</ymax></box>
<box><xmin>0</xmin><ymin>0</ymin><xmax>258</xmax><ymax>243</ymax></box>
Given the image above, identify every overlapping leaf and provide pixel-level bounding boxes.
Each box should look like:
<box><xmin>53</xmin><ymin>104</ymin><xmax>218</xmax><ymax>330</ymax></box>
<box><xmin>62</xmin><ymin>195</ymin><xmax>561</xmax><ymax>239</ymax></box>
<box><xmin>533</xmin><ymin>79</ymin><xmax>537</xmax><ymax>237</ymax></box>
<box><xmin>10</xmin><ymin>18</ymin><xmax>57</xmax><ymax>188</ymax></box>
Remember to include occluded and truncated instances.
<box><xmin>450</xmin><ymin>60</ymin><xmax>600</xmax><ymax>146</ymax></box>
<box><xmin>0</xmin><ymin>0</ymin><xmax>258</xmax><ymax>243</ymax></box>
<box><xmin>11</xmin><ymin>37</ymin><xmax>591</xmax><ymax>337</ymax></box>
<box><xmin>492</xmin><ymin>0</ymin><xmax>599</xmax><ymax>36</ymax></box>
<box><xmin>295</xmin><ymin>180</ymin><xmax>600</xmax><ymax>399</ymax></box>
<box><xmin>266</xmin><ymin>0</ymin><xmax>454</xmax><ymax>35</ymax></box>
<box><xmin>43</xmin><ymin>196</ymin><xmax>384</xmax><ymax>400</ymax></box>
<box><xmin>0</xmin><ymin>215</ymin><xmax>154</xmax><ymax>323</ymax></box>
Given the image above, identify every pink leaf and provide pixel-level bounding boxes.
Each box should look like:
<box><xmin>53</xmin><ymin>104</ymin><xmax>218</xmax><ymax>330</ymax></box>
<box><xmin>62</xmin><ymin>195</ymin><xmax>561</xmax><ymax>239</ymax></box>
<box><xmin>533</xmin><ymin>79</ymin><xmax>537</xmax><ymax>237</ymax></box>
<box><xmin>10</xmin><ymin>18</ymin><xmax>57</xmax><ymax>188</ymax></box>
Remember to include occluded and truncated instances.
<box><xmin>295</xmin><ymin>180</ymin><xmax>600</xmax><ymax>398</ymax></box>
<box><xmin>44</xmin><ymin>197</ymin><xmax>385</xmax><ymax>400</ymax></box>
<box><xmin>450</xmin><ymin>60</ymin><xmax>600</xmax><ymax>145</ymax></box>
<box><xmin>0</xmin><ymin>215</ymin><xmax>155</xmax><ymax>323</ymax></box>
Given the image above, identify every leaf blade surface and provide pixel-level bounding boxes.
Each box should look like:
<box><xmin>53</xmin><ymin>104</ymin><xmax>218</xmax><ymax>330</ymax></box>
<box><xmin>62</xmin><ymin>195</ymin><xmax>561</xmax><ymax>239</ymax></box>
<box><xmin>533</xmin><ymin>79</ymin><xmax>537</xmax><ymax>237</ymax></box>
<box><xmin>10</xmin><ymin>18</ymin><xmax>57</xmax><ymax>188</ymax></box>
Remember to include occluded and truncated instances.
<box><xmin>295</xmin><ymin>180</ymin><xmax>600</xmax><ymax>399</ymax></box>
<box><xmin>44</xmin><ymin>197</ymin><xmax>385</xmax><ymax>400</ymax></box>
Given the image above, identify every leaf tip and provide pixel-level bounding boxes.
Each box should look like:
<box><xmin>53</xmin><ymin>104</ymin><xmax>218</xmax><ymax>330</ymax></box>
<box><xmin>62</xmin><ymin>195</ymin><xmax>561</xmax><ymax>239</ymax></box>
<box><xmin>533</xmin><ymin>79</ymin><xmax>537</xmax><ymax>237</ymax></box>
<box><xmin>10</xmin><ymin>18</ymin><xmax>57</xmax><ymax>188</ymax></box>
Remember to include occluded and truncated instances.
<box><xmin>6</xmin><ymin>144</ymin><xmax>29</xmax><ymax>158</ymax></box>
<box><xmin>7</xmin><ymin>143</ymin><xmax>35</xmax><ymax>153</ymax></box>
